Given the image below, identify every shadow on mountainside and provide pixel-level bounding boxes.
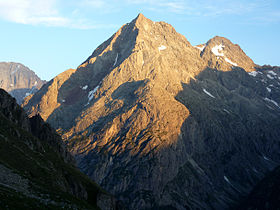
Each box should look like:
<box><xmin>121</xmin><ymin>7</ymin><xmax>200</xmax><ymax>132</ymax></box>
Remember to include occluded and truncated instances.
<box><xmin>163</xmin><ymin>67</ymin><xmax>280</xmax><ymax>209</ymax></box>
<box><xmin>9</xmin><ymin>86</ymin><xmax>43</xmax><ymax>104</ymax></box>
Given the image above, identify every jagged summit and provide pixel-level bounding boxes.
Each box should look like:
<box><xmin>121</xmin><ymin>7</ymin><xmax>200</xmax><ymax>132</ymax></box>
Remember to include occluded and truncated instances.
<box><xmin>22</xmin><ymin>14</ymin><xmax>280</xmax><ymax>210</ymax></box>
<box><xmin>80</xmin><ymin>13</ymin><xmax>191</xmax><ymax>70</ymax></box>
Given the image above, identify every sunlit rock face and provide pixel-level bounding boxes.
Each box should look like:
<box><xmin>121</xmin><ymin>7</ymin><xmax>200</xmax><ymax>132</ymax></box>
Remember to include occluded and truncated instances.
<box><xmin>0</xmin><ymin>62</ymin><xmax>45</xmax><ymax>104</ymax></box>
<box><xmin>24</xmin><ymin>14</ymin><xmax>280</xmax><ymax>209</ymax></box>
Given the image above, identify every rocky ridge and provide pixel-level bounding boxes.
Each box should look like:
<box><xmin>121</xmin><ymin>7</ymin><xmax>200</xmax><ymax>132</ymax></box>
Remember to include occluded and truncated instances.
<box><xmin>0</xmin><ymin>62</ymin><xmax>45</xmax><ymax>104</ymax></box>
<box><xmin>23</xmin><ymin>14</ymin><xmax>280</xmax><ymax>209</ymax></box>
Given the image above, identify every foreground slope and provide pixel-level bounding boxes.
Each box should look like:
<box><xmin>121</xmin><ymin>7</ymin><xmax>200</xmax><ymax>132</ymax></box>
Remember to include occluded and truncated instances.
<box><xmin>0</xmin><ymin>89</ymin><xmax>118</xmax><ymax>209</ymax></box>
<box><xmin>0</xmin><ymin>62</ymin><xmax>45</xmax><ymax>104</ymax></box>
<box><xmin>23</xmin><ymin>14</ymin><xmax>280</xmax><ymax>209</ymax></box>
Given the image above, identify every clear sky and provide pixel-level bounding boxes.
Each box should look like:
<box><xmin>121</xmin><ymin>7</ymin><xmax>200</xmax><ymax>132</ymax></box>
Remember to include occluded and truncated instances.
<box><xmin>0</xmin><ymin>0</ymin><xmax>279</xmax><ymax>81</ymax></box>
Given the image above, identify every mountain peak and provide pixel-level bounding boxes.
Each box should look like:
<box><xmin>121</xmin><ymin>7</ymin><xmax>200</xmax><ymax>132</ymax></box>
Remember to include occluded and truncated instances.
<box><xmin>23</xmin><ymin>14</ymin><xmax>280</xmax><ymax>210</ymax></box>
<box><xmin>0</xmin><ymin>62</ymin><xmax>45</xmax><ymax>104</ymax></box>
<box><xmin>200</xmin><ymin>35</ymin><xmax>256</xmax><ymax>72</ymax></box>
<box><xmin>135</xmin><ymin>13</ymin><xmax>146</xmax><ymax>21</ymax></box>
<box><xmin>131</xmin><ymin>13</ymin><xmax>154</xmax><ymax>31</ymax></box>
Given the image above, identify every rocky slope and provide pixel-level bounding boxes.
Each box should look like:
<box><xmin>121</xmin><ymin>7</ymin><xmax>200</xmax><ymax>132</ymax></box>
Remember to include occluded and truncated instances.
<box><xmin>0</xmin><ymin>62</ymin><xmax>45</xmax><ymax>104</ymax></box>
<box><xmin>0</xmin><ymin>88</ymin><xmax>120</xmax><ymax>209</ymax></box>
<box><xmin>23</xmin><ymin>14</ymin><xmax>280</xmax><ymax>209</ymax></box>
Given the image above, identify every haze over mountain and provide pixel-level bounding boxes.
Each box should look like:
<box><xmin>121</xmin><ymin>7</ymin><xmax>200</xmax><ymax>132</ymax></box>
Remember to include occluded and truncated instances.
<box><xmin>0</xmin><ymin>62</ymin><xmax>45</xmax><ymax>104</ymax></box>
<box><xmin>23</xmin><ymin>14</ymin><xmax>280</xmax><ymax>209</ymax></box>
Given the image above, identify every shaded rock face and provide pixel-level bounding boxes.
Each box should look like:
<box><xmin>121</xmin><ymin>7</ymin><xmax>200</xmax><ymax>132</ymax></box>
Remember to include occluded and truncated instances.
<box><xmin>236</xmin><ymin>166</ymin><xmax>280</xmax><ymax>210</ymax></box>
<box><xmin>0</xmin><ymin>89</ymin><xmax>120</xmax><ymax>209</ymax></box>
<box><xmin>0</xmin><ymin>62</ymin><xmax>45</xmax><ymax>104</ymax></box>
<box><xmin>23</xmin><ymin>14</ymin><xmax>280</xmax><ymax>209</ymax></box>
<box><xmin>29</xmin><ymin>114</ymin><xmax>75</xmax><ymax>164</ymax></box>
<box><xmin>0</xmin><ymin>89</ymin><xmax>73</xmax><ymax>164</ymax></box>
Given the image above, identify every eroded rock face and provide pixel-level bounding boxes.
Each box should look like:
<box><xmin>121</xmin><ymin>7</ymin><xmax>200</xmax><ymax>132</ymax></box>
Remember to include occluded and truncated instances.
<box><xmin>23</xmin><ymin>14</ymin><xmax>280</xmax><ymax>209</ymax></box>
<box><xmin>0</xmin><ymin>62</ymin><xmax>45</xmax><ymax>104</ymax></box>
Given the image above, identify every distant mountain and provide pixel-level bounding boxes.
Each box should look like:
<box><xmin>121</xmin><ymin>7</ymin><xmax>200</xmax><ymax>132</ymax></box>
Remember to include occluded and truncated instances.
<box><xmin>23</xmin><ymin>14</ymin><xmax>280</xmax><ymax>209</ymax></box>
<box><xmin>0</xmin><ymin>62</ymin><xmax>45</xmax><ymax>104</ymax></box>
<box><xmin>0</xmin><ymin>88</ymin><xmax>120</xmax><ymax>209</ymax></box>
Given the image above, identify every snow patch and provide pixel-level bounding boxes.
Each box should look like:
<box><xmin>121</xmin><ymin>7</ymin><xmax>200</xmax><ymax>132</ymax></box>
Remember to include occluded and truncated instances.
<box><xmin>88</xmin><ymin>85</ymin><xmax>99</xmax><ymax>101</ymax></box>
<box><xmin>264</xmin><ymin>98</ymin><xmax>280</xmax><ymax>108</ymax></box>
<box><xmin>85</xmin><ymin>85</ymin><xmax>100</xmax><ymax>106</ymax></box>
<box><xmin>267</xmin><ymin>74</ymin><xmax>274</xmax><ymax>79</ymax></box>
<box><xmin>113</xmin><ymin>53</ymin><xmax>118</xmax><ymax>66</ymax></box>
<box><xmin>211</xmin><ymin>44</ymin><xmax>225</xmax><ymax>56</ymax></box>
<box><xmin>266</xmin><ymin>87</ymin><xmax>271</xmax><ymax>92</ymax></box>
<box><xmin>225</xmin><ymin>57</ymin><xmax>237</xmax><ymax>66</ymax></box>
<box><xmin>158</xmin><ymin>45</ymin><xmax>167</xmax><ymax>51</ymax></box>
<box><xmin>203</xmin><ymin>88</ymin><xmax>215</xmax><ymax>98</ymax></box>
<box><xmin>224</xmin><ymin>176</ymin><xmax>230</xmax><ymax>184</ymax></box>
<box><xmin>82</xmin><ymin>85</ymin><xmax>88</xmax><ymax>90</ymax></box>
<box><xmin>263</xmin><ymin>156</ymin><xmax>270</xmax><ymax>161</ymax></box>
<box><xmin>223</xmin><ymin>109</ymin><xmax>230</xmax><ymax>114</ymax></box>
<box><xmin>268</xmin><ymin>70</ymin><xmax>277</xmax><ymax>76</ymax></box>
<box><xmin>194</xmin><ymin>45</ymin><xmax>205</xmax><ymax>51</ymax></box>
<box><xmin>248</xmin><ymin>71</ymin><xmax>258</xmax><ymax>77</ymax></box>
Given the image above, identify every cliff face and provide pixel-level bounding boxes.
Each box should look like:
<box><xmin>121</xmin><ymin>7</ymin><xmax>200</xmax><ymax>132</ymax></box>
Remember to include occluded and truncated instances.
<box><xmin>0</xmin><ymin>88</ymin><xmax>120</xmax><ymax>209</ymax></box>
<box><xmin>23</xmin><ymin>14</ymin><xmax>280</xmax><ymax>209</ymax></box>
<box><xmin>0</xmin><ymin>62</ymin><xmax>45</xmax><ymax>104</ymax></box>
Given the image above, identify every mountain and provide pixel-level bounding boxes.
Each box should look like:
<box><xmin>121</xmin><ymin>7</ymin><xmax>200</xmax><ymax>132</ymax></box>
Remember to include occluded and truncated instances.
<box><xmin>23</xmin><ymin>14</ymin><xmax>280</xmax><ymax>209</ymax></box>
<box><xmin>0</xmin><ymin>88</ymin><xmax>120</xmax><ymax>209</ymax></box>
<box><xmin>0</xmin><ymin>62</ymin><xmax>45</xmax><ymax>104</ymax></box>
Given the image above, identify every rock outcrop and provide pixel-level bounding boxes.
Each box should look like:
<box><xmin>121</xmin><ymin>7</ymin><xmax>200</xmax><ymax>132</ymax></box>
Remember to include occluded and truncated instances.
<box><xmin>0</xmin><ymin>62</ymin><xmax>45</xmax><ymax>103</ymax></box>
<box><xmin>23</xmin><ymin>14</ymin><xmax>280</xmax><ymax>209</ymax></box>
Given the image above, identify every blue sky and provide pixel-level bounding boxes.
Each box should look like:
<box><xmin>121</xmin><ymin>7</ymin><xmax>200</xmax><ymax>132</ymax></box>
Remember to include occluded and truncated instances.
<box><xmin>0</xmin><ymin>0</ymin><xmax>279</xmax><ymax>80</ymax></box>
